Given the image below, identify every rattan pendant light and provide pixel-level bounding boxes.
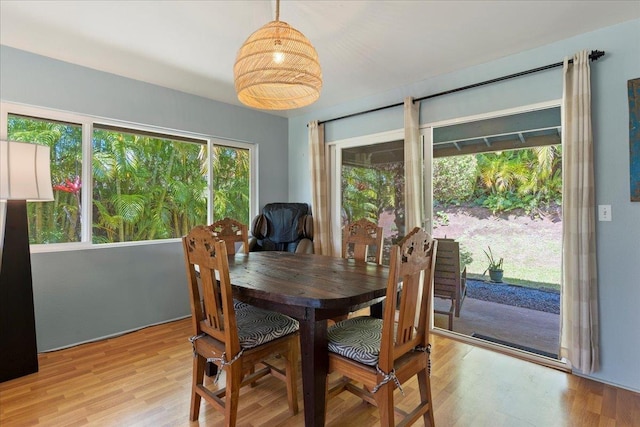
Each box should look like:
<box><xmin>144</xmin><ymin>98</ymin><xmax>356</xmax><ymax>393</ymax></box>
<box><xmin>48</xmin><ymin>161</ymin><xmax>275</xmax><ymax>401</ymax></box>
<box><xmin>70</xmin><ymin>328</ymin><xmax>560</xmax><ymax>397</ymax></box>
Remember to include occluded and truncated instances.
<box><xmin>234</xmin><ymin>0</ymin><xmax>322</xmax><ymax>110</ymax></box>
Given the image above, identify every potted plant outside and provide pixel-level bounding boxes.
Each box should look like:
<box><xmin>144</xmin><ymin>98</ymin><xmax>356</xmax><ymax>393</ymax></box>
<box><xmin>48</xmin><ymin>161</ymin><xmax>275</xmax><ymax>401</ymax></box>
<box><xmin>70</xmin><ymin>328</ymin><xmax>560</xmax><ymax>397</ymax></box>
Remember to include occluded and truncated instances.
<box><xmin>483</xmin><ymin>246</ymin><xmax>504</xmax><ymax>283</ymax></box>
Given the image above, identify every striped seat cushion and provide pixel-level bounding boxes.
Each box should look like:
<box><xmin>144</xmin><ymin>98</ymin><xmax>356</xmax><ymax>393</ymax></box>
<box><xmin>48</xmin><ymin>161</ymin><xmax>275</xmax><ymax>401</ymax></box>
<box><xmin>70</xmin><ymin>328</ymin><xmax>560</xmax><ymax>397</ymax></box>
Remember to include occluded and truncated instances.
<box><xmin>328</xmin><ymin>316</ymin><xmax>383</xmax><ymax>366</ymax></box>
<box><xmin>235</xmin><ymin>303</ymin><xmax>299</xmax><ymax>349</ymax></box>
<box><xmin>233</xmin><ymin>299</ymin><xmax>249</xmax><ymax>310</ymax></box>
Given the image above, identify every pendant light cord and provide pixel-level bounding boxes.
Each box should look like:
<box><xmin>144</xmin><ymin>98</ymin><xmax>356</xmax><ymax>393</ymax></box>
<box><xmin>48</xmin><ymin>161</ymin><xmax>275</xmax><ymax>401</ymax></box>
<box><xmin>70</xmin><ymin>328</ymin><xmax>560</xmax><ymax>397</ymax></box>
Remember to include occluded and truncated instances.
<box><xmin>275</xmin><ymin>0</ymin><xmax>280</xmax><ymax>21</ymax></box>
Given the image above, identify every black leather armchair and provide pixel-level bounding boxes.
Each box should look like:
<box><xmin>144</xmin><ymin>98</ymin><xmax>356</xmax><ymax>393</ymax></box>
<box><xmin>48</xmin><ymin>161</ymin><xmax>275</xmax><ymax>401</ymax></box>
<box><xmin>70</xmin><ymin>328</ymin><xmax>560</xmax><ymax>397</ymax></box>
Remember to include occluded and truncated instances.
<box><xmin>249</xmin><ymin>203</ymin><xmax>314</xmax><ymax>254</ymax></box>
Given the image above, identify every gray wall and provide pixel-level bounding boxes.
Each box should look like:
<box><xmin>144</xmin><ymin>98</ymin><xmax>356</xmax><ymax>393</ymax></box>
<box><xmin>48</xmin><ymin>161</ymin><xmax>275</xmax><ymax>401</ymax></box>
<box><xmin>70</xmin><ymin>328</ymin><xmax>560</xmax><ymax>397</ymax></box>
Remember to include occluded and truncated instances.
<box><xmin>1</xmin><ymin>45</ymin><xmax>289</xmax><ymax>350</ymax></box>
<box><xmin>288</xmin><ymin>19</ymin><xmax>640</xmax><ymax>392</ymax></box>
<box><xmin>30</xmin><ymin>243</ymin><xmax>186</xmax><ymax>350</ymax></box>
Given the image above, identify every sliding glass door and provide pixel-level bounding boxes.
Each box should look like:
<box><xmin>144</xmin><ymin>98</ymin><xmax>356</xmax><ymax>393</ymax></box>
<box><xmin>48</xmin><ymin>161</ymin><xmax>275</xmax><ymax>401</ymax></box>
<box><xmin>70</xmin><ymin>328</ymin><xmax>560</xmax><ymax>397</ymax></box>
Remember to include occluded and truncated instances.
<box><xmin>430</xmin><ymin>103</ymin><xmax>563</xmax><ymax>360</ymax></box>
<box><xmin>329</xmin><ymin>102</ymin><xmax>563</xmax><ymax>363</ymax></box>
<box><xmin>331</xmin><ymin>134</ymin><xmax>406</xmax><ymax>264</ymax></box>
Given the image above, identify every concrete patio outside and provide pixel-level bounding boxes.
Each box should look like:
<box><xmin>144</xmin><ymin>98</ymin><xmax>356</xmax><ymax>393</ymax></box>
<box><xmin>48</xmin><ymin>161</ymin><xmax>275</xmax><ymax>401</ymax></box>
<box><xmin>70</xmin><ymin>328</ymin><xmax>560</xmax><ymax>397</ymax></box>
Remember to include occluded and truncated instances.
<box><xmin>433</xmin><ymin>295</ymin><xmax>560</xmax><ymax>358</ymax></box>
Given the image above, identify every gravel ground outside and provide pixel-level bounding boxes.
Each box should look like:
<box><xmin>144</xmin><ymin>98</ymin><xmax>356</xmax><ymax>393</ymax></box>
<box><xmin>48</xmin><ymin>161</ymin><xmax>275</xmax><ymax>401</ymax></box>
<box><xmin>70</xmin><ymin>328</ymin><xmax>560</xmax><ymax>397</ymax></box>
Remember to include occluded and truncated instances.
<box><xmin>466</xmin><ymin>278</ymin><xmax>560</xmax><ymax>314</ymax></box>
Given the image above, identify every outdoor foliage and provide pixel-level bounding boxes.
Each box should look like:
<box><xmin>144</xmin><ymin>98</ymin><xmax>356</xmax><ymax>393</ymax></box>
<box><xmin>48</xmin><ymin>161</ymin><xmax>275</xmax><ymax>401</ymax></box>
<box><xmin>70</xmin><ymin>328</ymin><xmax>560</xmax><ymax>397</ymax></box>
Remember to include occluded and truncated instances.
<box><xmin>91</xmin><ymin>129</ymin><xmax>209</xmax><ymax>243</ymax></box>
<box><xmin>459</xmin><ymin>245</ymin><xmax>474</xmax><ymax>270</ymax></box>
<box><xmin>483</xmin><ymin>246</ymin><xmax>504</xmax><ymax>273</ymax></box>
<box><xmin>342</xmin><ymin>166</ymin><xmax>379</xmax><ymax>223</ymax></box>
<box><xmin>433</xmin><ymin>156</ymin><xmax>478</xmax><ymax>204</ymax></box>
<box><xmin>342</xmin><ymin>162</ymin><xmax>403</xmax><ymax>226</ymax></box>
<box><xmin>212</xmin><ymin>146</ymin><xmax>250</xmax><ymax>224</ymax></box>
<box><xmin>432</xmin><ymin>146</ymin><xmax>561</xmax><ymax>215</ymax></box>
<box><xmin>8</xmin><ymin>115</ymin><xmax>83</xmax><ymax>243</ymax></box>
<box><xmin>474</xmin><ymin>146</ymin><xmax>562</xmax><ymax>214</ymax></box>
<box><xmin>8</xmin><ymin>115</ymin><xmax>250</xmax><ymax>244</ymax></box>
<box><xmin>342</xmin><ymin>160</ymin><xmax>405</xmax><ymax>265</ymax></box>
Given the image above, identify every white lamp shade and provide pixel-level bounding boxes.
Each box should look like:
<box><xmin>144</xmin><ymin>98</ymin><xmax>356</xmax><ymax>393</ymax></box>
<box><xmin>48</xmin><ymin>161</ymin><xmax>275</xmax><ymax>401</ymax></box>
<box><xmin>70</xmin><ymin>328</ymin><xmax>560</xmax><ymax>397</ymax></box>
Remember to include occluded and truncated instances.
<box><xmin>0</xmin><ymin>140</ymin><xmax>54</xmax><ymax>201</ymax></box>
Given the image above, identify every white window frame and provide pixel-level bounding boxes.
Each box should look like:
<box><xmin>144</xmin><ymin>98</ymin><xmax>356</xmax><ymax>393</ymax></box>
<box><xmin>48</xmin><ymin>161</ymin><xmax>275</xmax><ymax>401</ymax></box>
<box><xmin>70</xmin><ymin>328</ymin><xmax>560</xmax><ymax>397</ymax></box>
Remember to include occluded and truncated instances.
<box><xmin>0</xmin><ymin>101</ymin><xmax>257</xmax><ymax>252</ymax></box>
<box><xmin>209</xmin><ymin>136</ymin><xmax>258</xmax><ymax>226</ymax></box>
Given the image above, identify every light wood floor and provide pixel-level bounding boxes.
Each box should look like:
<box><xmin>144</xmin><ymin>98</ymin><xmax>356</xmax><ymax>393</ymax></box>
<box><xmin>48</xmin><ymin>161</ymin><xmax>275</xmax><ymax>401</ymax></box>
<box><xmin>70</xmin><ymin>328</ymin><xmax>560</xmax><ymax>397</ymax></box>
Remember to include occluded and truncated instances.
<box><xmin>1</xmin><ymin>318</ymin><xmax>638</xmax><ymax>427</ymax></box>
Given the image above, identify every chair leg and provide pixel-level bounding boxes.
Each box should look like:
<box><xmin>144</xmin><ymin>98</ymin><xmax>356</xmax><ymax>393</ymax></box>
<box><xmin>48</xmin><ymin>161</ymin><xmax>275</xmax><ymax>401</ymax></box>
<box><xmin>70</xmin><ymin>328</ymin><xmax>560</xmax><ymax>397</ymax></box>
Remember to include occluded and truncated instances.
<box><xmin>324</xmin><ymin>376</ymin><xmax>330</xmax><ymax>417</ymax></box>
<box><xmin>249</xmin><ymin>365</ymin><xmax>257</xmax><ymax>388</ymax></box>
<box><xmin>225</xmin><ymin>364</ymin><xmax>243</xmax><ymax>427</ymax></box>
<box><xmin>284</xmin><ymin>341</ymin><xmax>299</xmax><ymax>414</ymax></box>
<box><xmin>373</xmin><ymin>382</ymin><xmax>394</xmax><ymax>426</ymax></box>
<box><xmin>190</xmin><ymin>354</ymin><xmax>206</xmax><ymax>421</ymax></box>
<box><xmin>417</xmin><ymin>368</ymin><xmax>435</xmax><ymax>427</ymax></box>
<box><xmin>205</xmin><ymin>360</ymin><xmax>218</xmax><ymax>377</ymax></box>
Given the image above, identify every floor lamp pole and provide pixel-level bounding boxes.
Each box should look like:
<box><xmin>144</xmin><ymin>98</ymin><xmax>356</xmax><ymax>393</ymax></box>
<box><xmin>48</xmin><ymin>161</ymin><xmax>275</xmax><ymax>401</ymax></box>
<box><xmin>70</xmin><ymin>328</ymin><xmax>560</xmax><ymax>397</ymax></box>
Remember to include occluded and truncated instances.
<box><xmin>0</xmin><ymin>199</ymin><xmax>39</xmax><ymax>382</ymax></box>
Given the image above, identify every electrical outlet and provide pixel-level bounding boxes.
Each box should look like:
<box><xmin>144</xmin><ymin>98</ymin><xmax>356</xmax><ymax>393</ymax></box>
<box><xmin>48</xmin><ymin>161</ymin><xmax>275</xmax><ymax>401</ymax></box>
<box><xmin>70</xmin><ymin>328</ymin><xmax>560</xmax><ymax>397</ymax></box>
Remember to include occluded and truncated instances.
<box><xmin>598</xmin><ymin>205</ymin><xmax>612</xmax><ymax>221</ymax></box>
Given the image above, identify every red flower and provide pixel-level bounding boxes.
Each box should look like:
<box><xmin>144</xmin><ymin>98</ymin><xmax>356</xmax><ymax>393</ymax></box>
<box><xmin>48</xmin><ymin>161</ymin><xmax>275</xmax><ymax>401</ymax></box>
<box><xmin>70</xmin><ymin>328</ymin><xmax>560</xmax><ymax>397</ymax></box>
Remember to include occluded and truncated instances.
<box><xmin>53</xmin><ymin>176</ymin><xmax>81</xmax><ymax>195</ymax></box>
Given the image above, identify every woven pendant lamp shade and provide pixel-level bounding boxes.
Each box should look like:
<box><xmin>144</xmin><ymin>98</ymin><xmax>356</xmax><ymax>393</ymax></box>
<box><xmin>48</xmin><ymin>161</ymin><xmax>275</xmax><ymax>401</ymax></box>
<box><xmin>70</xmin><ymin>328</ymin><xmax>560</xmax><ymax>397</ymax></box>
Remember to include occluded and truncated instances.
<box><xmin>234</xmin><ymin>9</ymin><xmax>322</xmax><ymax>110</ymax></box>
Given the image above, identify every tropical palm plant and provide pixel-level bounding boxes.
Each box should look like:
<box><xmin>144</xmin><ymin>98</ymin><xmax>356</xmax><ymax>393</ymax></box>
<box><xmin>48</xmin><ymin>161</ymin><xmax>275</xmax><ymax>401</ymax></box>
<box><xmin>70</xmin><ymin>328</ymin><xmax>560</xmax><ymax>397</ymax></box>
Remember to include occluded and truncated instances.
<box><xmin>8</xmin><ymin>115</ymin><xmax>82</xmax><ymax>243</ymax></box>
<box><xmin>474</xmin><ymin>146</ymin><xmax>561</xmax><ymax>214</ymax></box>
<box><xmin>8</xmin><ymin>116</ymin><xmax>251</xmax><ymax>245</ymax></box>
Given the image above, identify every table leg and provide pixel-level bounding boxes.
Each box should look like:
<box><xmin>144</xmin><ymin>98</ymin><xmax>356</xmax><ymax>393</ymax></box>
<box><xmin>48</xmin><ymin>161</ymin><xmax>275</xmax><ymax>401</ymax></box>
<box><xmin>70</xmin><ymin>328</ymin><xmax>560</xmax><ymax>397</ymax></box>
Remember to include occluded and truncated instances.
<box><xmin>299</xmin><ymin>316</ymin><xmax>328</xmax><ymax>427</ymax></box>
<box><xmin>370</xmin><ymin>300</ymin><xmax>383</xmax><ymax>319</ymax></box>
<box><xmin>205</xmin><ymin>361</ymin><xmax>218</xmax><ymax>377</ymax></box>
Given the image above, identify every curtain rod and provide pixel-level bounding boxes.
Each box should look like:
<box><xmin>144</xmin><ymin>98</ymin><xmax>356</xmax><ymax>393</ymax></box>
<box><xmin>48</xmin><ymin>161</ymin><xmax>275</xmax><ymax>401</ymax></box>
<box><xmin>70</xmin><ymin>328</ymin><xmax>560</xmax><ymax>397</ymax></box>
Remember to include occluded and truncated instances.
<box><xmin>315</xmin><ymin>50</ymin><xmax>605</xmax><ymax>126</ymax></box>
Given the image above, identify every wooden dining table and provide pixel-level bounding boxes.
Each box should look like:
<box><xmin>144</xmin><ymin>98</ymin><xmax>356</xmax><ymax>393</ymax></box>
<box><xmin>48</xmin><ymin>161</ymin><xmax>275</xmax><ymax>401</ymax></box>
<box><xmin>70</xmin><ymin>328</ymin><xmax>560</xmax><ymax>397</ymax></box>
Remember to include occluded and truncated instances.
<box><xmin>226</xmin><ymin>250</ymin><xmax>389</xmax><ymax>427</ymax></box>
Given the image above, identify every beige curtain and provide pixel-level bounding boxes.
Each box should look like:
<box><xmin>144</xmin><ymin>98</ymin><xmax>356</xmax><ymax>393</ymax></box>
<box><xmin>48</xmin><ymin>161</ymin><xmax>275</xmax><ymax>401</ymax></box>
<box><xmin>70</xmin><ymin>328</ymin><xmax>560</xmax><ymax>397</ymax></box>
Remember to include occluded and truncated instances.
<box><xmin>309</xmin><ymin>120</ymin><xmax>334</xmax><ymax>256</ymax></box>
<box><xmin>404</xmin><ymin>97</ymin><xmax>423</xmax><ymax>230</ymax></box>
<box><xmin>560</xmin><ymin>50</ymin><xmax>599</xmax><ymax>373</ymax></box>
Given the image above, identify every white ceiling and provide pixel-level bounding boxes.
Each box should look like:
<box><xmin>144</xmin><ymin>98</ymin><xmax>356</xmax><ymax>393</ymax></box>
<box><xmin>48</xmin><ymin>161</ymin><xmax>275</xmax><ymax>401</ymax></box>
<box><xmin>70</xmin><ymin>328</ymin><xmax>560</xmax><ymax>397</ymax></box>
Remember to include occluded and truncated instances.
<box><xmin>1</xmin><ymin>1</ymin><xmax>639</xmax><ymax>118</ymax></box>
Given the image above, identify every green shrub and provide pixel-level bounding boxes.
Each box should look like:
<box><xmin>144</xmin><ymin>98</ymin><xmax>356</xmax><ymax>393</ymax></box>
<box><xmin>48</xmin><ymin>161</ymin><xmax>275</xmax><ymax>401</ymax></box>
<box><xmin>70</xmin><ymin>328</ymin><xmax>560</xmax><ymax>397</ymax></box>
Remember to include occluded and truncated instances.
<box><xmin>460</xmin><ymin>245</ymin><xmax>473</xmax><ymax>270</ymax></box>
<box><xmin>433</xmin><ymin>156</ymin><xmax>477</xmax><ymax>204</ymax></box>
<box><xmin>475</xmin><ymin>147</ymin><xmax>562</xmax><ymax>214</ymax></box>
<box><xmin>433</xmin><ymin>211</ymin><xmax>449</xmax><ymax>227</ymax></box>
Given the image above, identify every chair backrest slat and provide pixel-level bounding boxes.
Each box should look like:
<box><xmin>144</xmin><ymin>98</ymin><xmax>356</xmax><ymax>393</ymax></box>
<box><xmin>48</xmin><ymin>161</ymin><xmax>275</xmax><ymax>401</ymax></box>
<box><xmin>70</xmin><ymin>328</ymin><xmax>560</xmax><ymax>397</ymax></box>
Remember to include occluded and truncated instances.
<box><xmin>379</xmin><ymin>227</ymin><xmax>437</xmax><ymax>370</ymax></box>
<box><xmin>342</xmin><ymin>218</ymin><xmax>384</xmax><ymax>264</ymax></box>
<box><xmin>208</xmin><ymin>217</ymin><xmax>250</xmax><ymax>255</ymax></box>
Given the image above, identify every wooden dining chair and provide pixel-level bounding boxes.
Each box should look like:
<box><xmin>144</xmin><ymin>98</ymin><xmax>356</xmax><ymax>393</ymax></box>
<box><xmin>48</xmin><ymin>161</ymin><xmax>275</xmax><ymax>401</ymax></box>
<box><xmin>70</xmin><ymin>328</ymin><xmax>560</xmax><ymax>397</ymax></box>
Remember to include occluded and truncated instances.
<box><xmin>327</xmin><ymin>227</ymin><xmax>438</xmax><ymax>427</ymax></box>
<box><xmin>342</xmin><ymin>218</ymin><xmax>384</xmax><ymax>264</ymax></box>
<box><xmin>183</xmin><ymin>226</ymin><xmax>300</xmax><ymax>426</ymax></box>
<box><xmin>208</xmin><ymin>217</ymin><xmax>250</xmax><ymax>255</ymax></box>
<box><xmin>335</xmin><ymin>218</ymin><xmax>385</xmax><ymax>322</ymax></box>
<box><xmin>433</xmin><ymin>238</ymin><xmax>467</xmax><ymax>330</ymax></box>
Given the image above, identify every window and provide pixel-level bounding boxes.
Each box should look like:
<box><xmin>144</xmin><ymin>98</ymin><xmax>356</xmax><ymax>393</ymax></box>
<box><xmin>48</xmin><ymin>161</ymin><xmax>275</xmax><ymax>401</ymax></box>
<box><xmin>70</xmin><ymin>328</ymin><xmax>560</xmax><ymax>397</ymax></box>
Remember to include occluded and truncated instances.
<box><xmin>329</xmin><ymin>131</ymin><xmax>408</xmax><ymax>264</ymax></box>
<box><xmin>7</xmin><ymin>114</ymin><xmax>83</xmax><ymax>243</ymax></box>
<box><xmin>212</xmin><ymin>145</ymin><xmax>251</xmax><ymax>224</ymax></box>
<box><xmin>2</xmin><ymin>103</ymin><xmax>256</xmax><ymax>247</ymax></box>
<box><xmin>92</xmin><ymin>125</ymin><xmax>208</xmax><ymax>243</ymax></box>
<box><xmin>430</xmin><ymin>103</ymin><xmax>563</xmax><ymax>361</ymax></box>
<box><xmin>330</xmin><ymin>103</ymin><xmax>566</xmax><ymax>366</ymax></box>
<box><xmin>341</xmin><ymin>140</ymin><xmax>405</xmax><ymax>265</ymax></box>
